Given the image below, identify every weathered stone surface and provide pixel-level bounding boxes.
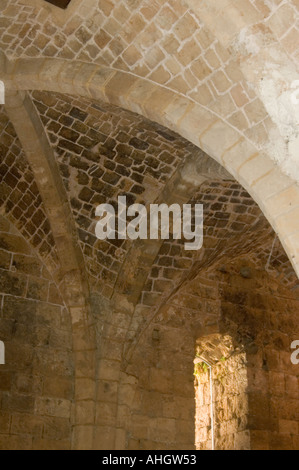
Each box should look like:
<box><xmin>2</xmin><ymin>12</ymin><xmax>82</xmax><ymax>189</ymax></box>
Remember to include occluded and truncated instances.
<box><xmin>0</xmin><ymin>0</ymin><xmax>298</xmax><ymax>450</ymax></box>
<box><xmin>0</xmin><ymin>220</ymin><xmax>73</xmax><ymax>450</ymax></box>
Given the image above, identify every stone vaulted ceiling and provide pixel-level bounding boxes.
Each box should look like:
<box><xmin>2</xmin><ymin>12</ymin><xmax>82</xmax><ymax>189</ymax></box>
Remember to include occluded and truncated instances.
<box><xmin>1</xmin><ymin>90</ymin><xmax>298</xmax><ymax>314</ymax></box>
<box><xmin>0</xmin><ymin>0</ymin><xmax>299</xmax><ymax>452</ymax></box>
<box><xmin>1</xmin><ymin>1</ymin><xmax>299</xmax><ymax>281</ymax></box>
<box><xmin>0</xmin><ymin>0</ymin><xmax>298</xmax><ymax>305</ymax></box>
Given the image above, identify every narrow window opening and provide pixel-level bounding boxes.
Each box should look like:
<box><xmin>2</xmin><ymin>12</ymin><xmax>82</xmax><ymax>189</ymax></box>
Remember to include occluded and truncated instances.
<box><xmin>194</xmin><ymin>335</ymin><xmax>249</xmax><ymax>450</ymax></box>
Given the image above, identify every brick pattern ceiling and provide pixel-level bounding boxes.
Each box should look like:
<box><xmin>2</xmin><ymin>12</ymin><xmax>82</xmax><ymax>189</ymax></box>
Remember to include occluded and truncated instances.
<box><xmin>26</xmin><ymin>92</ymin><xmax>299</xmax><ymax>304</ymax></box>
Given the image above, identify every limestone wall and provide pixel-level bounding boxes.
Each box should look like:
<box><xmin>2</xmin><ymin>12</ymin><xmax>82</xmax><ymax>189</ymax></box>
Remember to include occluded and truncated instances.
<box><xmin>0</xmin><ymin>216</ymin><xmax>74</xmax><ymax>449</ymax></box>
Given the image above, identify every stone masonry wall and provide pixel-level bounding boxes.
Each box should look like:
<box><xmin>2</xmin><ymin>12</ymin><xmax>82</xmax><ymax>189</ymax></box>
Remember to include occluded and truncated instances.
<box><xmin>1</xmin><ymin>87</ymin><xmax>299</xmax><ymax>449</ymax></box>
<box><xmin>219</xmin><ymin>258</ymin><xmax>299</xmax><ymax>450</ymax></box>
<box><xmin>193</xmin><ymin>258</ymin><xmax>299</xmax><ymax>451</ymax></box>
<box><xmin>0</xmin><ymin>215</ymin><xmax>74</xmax><ymax>450</ymax></box>
<box><xmin>133</xmin><ymin>256</ymin><xmax>299</xmax><ymax>451</ymax></box>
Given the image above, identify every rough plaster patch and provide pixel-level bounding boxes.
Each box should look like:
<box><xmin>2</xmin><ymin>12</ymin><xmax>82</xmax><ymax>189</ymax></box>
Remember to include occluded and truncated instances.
<box><xmin>259</xmin><ymin>65</ymin><xmax>299</xmax><ymax>181</ymax></box>
<box><xmin>236</xmin><ymin>27</ymin><xmax>261</xmax><ymax>55</ymax></box>
<box><xmin>235</xmin><ymin>26</ymin><xmax>299</xmax><ymax>182</ymax></box>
